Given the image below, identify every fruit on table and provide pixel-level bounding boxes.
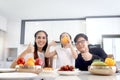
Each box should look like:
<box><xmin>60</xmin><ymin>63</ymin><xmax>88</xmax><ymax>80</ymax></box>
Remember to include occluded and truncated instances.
<box><xmin>59</xmin><ymin>65</ymin><xmax>74</xmax><ymax>71</ymax></box>
<box><xmin>61</xmin><ymin>36</ymin><xmax>69</xmax><ymax>44</ymax></box>
<box><xmin>27</xmin><ymin>57</ymin><xmax>35</xmax><ymax>63</ymax></box>
<box><xmin>25</xmin><ymin>57</ymin><xmax>35</xmax><ymax>66</ymax></box>
<box><xmin>91</xmin><ymin>60</ymin><xmax>107</xmax><ymax>66</ymax></box>
<box><xmin>18</xmin><ymin>64</ymin><xmax>24</xmax><ymax>66</ymax></box>
<box><xmin>17</xmin><ymin>57</ymin><xmax>25</xmax><ymax>65</ymax></box>
<box><xmin>91</xmin><ymin>58</ymin><xmax>116</xmax><ymax>66</ymax></box>
<box><xmin>17</xmin><ymin>57</ymin><xmax>44</xmax><ymax>67</ymax></box>
<box><xmin>35</xmin><ymin>58</ymin><xmax>43</xmax><ymax>66</ymax></box>
<box><xmin>105</xmin><ymin>58</ymin><xmax>116</xmax><ymax>66</ymax></box>
<box><xmin>25</xmin><ymin>60</ymin><xmax>35</xmax><ymax>66</ymax></box>
<box><xmin>43</xmin><ymin>67</ymin><xmax>53</xmax><ymax>70</ymax></box>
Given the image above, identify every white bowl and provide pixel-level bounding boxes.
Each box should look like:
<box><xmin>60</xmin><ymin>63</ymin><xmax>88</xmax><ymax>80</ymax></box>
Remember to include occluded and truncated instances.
<box><xmin>88</xmin><ymin>66</ymin><xmax>116</xmax><ymax>75</ymax></box>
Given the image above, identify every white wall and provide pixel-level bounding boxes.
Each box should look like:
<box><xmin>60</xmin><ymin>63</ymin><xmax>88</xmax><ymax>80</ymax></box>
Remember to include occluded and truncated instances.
<box><xmin>7</xmin><ymin>20</ymin><xmax>21</xmax><ymax>48</ymax></box>
<box><xmin>0</xmin><ymin>31</ymin><xmax>6</xmax><ymax>60</ymax></box>
<box><xmin>0</xmin><ymin>15</ymin><xmax>7</xmax><ymax>31</ymax></box>
<box><xmin>6</xmin><ymin>19</ymin><xmax>22</xmax><ymax>58</ymax></box>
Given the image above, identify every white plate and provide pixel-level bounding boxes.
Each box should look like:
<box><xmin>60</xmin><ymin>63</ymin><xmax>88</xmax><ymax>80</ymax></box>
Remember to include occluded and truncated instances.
<box><xmin>57</xmin><ymin>69</ymin><xmax>80</xmax><ymax>75</ymax></box>
<box><xmin>0</xmin><ymin>72</ymin><xmax>38</xmax><ymax>79</ymax></box>
<box><xmin>0</xmin><ymin>68</ymin><xmax>16</xmax><ymax>73</ymax></box>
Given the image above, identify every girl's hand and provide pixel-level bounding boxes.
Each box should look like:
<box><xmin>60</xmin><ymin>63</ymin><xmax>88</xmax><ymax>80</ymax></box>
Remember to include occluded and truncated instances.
<box><xmin>66</xmin><ymin>38</ymin><xmax>72</xmax><ymax>48</ymax></box>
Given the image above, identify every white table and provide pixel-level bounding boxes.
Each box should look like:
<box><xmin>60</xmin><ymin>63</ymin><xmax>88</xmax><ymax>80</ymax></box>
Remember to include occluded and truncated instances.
<box><xmin>0</xmin><ymin>70</ymin><xmax>120</xmax><ymax>80</ymax></box>
<box><xmin>36</xmin><ymin>71</ymin><xmax>120</xmax><ymax>80</ymax></box>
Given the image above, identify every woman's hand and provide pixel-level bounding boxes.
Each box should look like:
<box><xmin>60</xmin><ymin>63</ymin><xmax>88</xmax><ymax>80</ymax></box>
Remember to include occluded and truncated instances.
<box><xmin>25</xmin><ymin>43</ymin><xmax>34</xmax><ymax>54</ymax></box>
<box><xmin>48</xmin><ymin>40</ymin><xmax>57</xmax><ymax>47</ymax></box>
<box><xmin>45</xmin><ymin>40</ymin><xmax>57</xmax><ymax>57</ymax></box>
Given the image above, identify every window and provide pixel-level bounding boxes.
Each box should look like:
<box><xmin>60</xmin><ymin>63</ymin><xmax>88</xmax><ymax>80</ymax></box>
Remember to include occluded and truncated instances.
<box><xmin>20</xmin><ymin>19</ymin><xmax>86</xmax><ymax>44</ymax></box>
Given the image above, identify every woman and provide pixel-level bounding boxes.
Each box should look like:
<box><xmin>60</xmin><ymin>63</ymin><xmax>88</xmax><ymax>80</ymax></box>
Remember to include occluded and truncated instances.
<box><xmin>10</xmin><ymin>30</ymin><xmax>50</xmax><ymax>68</ymax></box>
<box><xmin>45</xmin><ymin>32</ymin><xmax>78</xmax><ymax>68</ymax></box>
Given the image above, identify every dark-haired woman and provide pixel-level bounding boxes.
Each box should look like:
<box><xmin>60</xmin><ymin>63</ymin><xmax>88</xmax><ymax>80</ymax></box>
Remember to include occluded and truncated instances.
<box><xmin>10</xmin><ymin>30</ymin><xmax>50</xmax><ymax>68</ymax></box>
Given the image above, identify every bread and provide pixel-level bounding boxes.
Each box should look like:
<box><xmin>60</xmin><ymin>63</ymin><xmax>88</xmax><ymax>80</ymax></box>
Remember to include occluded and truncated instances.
<box><xmin>43</xmin><ymin>67</ymin><xmax>53</xmax><ymax>71</ymax></box>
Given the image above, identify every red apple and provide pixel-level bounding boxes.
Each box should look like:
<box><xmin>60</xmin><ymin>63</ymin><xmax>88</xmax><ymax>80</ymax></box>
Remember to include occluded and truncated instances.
<box><xmin>35</xmin><ymin>58</ymin><xmax>43</xmax><ymax>66</ymax></box>
<box><xmin>17</xmin><ymin>57</ymin><xmax>25</xmax><ymax>65</ymax></box>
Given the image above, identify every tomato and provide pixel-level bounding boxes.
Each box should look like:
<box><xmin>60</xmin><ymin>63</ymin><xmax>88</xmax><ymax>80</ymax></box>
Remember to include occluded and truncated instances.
<box><xmin>35</xmin><ymin>58</ymin><xmax>43</xmax><ymax>66</ymax></box>
<box><xmin>17</xmin><ymin>57</ymin><xmax>25</xmax><ymax>65</ymax></box>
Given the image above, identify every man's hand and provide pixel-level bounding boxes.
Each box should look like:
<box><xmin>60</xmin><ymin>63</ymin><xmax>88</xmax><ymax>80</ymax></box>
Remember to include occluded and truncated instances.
<box><xmin>81</xmin><ymin>48</ymin><xmax>92</xmax><ymax>61</ymax></box>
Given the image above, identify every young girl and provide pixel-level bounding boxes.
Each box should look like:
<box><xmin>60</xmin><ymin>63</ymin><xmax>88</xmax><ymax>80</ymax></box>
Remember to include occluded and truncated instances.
<box><xmin>45</xmin><ymin>32</ymin><xmax>78</xmax><ymax>68</ymax></box>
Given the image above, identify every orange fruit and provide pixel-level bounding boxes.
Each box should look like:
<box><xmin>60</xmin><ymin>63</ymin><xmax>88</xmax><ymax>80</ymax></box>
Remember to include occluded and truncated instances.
<box><xmin>26</xmin><ymin>60</ymin><xmax>35</xmax><ymax>66</ymax></box>
<box><xmin>105</xmin><ymin>58</ymin><xmax>116</xmax><ymax>66</ymax></box>
<box><xmin>27</xmin><ymin>57</ymin><xmax>35</xmax><ymax>63</ymax></box>
<box><xmin>61</xmin><ymin>37</ymin><xmax>69</xmax><ymax>44</ymax></box>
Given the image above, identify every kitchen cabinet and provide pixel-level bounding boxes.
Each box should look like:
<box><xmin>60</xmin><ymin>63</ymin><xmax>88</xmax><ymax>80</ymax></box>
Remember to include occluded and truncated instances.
<box><xmin>0</xmin><ymin>16</ymin><xmax>7</xmax><ymax>31</ymax></box>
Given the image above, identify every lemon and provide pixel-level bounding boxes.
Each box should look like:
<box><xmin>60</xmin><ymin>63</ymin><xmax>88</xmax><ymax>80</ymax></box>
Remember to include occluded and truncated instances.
<box><xmin>105</xmin><ymin>58</ymin><xmax>116</xmax><ymax>66</ymax></box>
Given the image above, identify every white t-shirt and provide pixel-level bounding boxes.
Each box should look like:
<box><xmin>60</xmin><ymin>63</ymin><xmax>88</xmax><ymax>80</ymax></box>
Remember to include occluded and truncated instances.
<box><xmin>55</xmin><ymin>46</ymin><xmax>75</xmax><ymax>68</ymax></box>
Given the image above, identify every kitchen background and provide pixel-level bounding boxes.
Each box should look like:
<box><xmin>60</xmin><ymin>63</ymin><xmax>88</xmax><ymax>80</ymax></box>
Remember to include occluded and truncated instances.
<box><xmin>0</xmin><ymin>0</ymin><xmax>120</xmax><ymax>68</ymax></box>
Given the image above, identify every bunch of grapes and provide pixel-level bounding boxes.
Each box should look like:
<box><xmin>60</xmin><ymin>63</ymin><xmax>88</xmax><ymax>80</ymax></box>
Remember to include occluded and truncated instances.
<box><xmin>59</xmin><ymin>65</ymin><xmax>74</xmax><ymax>71</ymax></box>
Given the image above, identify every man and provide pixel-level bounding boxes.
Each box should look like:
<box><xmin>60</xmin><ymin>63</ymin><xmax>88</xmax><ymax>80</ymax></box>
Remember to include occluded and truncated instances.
<box><xmin>74</xmin><ymin>33</ymin><xmax>107</xmax><ymax>71</ymax></box>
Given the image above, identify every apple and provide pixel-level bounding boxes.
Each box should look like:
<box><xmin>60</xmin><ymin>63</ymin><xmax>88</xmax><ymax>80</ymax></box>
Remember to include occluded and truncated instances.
<box><xmin>35</xmin><ymin>58</ymin><xmax>43</xmax><ymax>66</ymax></box>
<box><xmin>17</xmin><ymin>57</ymin><xmax>25</xmax><ymax>65</ymax></box>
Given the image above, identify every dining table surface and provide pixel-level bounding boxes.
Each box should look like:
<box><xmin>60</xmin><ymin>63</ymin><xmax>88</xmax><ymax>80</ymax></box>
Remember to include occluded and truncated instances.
<box><xmin>36</xmin><ymin>70</ymin><xmax>120</xmax><ymax>80</ymax></box>
<box><xmin>0</xmin><ymin>68</ymin><xmax>120</xmax><ymax>80</ymax></box>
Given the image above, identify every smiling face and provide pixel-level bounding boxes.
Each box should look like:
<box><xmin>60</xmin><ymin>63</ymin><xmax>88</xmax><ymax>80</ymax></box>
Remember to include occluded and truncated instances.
<box><xmin>75</xmin><ymin>37</ymin><xmax>89</xmax><ymax>53</ymax></box>
<box><xmin>35</xmin><ymin>32</ymin><xmax>47</xmax><ymax>50</ymax></box>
